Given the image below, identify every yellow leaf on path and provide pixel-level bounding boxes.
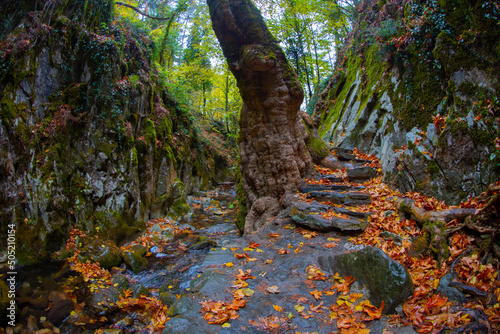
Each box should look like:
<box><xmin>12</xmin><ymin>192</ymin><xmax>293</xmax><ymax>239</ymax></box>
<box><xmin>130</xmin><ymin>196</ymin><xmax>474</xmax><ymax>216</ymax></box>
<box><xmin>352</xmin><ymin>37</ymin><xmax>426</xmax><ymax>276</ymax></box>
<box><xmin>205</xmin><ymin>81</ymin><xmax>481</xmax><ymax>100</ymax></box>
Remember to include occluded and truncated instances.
<box><xmin>273</xmin><ymin>304</ymin><xmax>283</xmax><ymax>312</ymax></box>
<box><xmin>336</xmin><ymin>299</ymin><xmax>351</xmax><ymax>306</ymax></box>
<box><xmin>230</xmin><ymin>247</ymin><xmax>239</xmax><ymax>251</ymax></box>
<box><xmin>288</xmin><ymin>312</ymin><xmax>294</xmax><ymax>319</ymax></box>
<box><xmin>241</xmin><ymin>288</ymin><xmax>255</xmax><ymax>296</ymax></box>
<box><xmin>295</xmin><ymin>304</ymin><xmax>305</xmax><ymax>313</ymax></box>
<box><xmin>256</xmin><ymin>248</ymin><xmax>263</xmax><ymax>252</ymax></box>
<box><xmin>243</xmin><ymin>247</ymin><xmax>254</xmax><ymax>251</ymax></box>
<box><xmin>221</xmin><ymin>247</ymin><xmax>227</xmax><ymax>250</ymax></box>
<box><xmin>224</xmin><ymin>262</ymin><xmax>234</xmax><ymax>267</ymax></box>
<box><xmin>222</xmin><ymin>323</ymin><xmax>231</xmax><ymax>328</ymax></box>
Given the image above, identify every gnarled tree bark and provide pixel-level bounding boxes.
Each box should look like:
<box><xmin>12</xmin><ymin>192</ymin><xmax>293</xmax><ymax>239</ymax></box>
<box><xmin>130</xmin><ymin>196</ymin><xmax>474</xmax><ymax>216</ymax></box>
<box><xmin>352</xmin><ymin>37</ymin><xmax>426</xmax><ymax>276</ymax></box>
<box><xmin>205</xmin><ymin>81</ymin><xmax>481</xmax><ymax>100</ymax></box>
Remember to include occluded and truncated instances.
<box><xmin>207</xmin><ymin>0</ymin><xmax>315</xmax><ymax>234</ymax></box>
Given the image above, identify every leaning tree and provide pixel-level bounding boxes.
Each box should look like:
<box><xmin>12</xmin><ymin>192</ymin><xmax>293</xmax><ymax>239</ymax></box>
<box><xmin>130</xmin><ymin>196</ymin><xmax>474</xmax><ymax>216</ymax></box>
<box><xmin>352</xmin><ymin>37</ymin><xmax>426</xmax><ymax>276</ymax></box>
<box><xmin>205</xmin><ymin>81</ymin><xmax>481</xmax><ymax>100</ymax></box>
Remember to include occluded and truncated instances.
<box><xmin>207</xmin><ymin>0</ymin><xmax>317</xmax><ymax>234</ymax></box>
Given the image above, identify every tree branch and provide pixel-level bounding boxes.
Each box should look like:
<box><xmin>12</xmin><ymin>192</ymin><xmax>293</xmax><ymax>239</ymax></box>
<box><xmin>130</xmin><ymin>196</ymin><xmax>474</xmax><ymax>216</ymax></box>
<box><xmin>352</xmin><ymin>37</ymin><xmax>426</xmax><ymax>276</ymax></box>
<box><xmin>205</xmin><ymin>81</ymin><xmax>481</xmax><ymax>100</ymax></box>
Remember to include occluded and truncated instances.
<box><xmin>115</xmin><ymin>2</ymin><xmax>171</xmax><ymax>21</ymax></box>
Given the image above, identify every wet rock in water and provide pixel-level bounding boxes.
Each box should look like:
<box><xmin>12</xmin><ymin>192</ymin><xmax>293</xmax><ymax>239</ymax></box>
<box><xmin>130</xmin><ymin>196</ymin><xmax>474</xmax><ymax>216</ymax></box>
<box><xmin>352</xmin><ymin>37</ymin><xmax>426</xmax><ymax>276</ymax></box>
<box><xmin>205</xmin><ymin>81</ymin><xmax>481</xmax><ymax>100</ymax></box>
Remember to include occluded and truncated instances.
<box><xmin>19</xmin><ymin>282</ymin><xmax>33</xmax><ymax>298</ymax></box>
<box><xmin>318</xmin><ymin>246</ymin><xmax>414</xmax><ymax>314</ymax></box>
<box><xmin>190</xmin><ymin>236</ymin><xmax>217</xmax><ymax>250</ymax></box>
<box><xmin>79</xmin><ymin>240</ymin><xmax>123</xmax><ymax>270</ymax></box>
<box><xmin>29</xmin><ymin>295</ymin><xmax>50</xmax><ymax>309</ymax></box>
<box><xmin>47</xmin><ymin>299</ymin><xmax>75</xmax><ymax>326</ymax></box>
<box><xmin>161</xmin><ymin>317</ymin><xmax>194</xmax><ymax>334</ymax></box>
<box><xmin>123</xmin><ymin>250</ymin><xmax>148</xmax><ymax>273</ymax></box>
<box><xmin>41</xmin><ymin>277</ymin><xmax>59</xmax><ymax>291</ymax></box>
<box><xmin>130</xmin><ymin>283</ymin><xmax>150</xmax><ymax>298</ymax></box>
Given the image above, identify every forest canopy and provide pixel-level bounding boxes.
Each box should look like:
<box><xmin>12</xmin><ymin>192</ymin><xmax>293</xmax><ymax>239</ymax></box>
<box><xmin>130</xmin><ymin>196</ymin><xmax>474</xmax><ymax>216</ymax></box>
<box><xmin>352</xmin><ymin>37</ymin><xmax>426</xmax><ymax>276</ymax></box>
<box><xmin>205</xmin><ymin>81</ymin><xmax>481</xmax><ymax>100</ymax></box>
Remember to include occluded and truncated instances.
<box><xmin>114</xmin><ymin>0</ymin><xmax>356</xmax><ymax>125</ymax></box>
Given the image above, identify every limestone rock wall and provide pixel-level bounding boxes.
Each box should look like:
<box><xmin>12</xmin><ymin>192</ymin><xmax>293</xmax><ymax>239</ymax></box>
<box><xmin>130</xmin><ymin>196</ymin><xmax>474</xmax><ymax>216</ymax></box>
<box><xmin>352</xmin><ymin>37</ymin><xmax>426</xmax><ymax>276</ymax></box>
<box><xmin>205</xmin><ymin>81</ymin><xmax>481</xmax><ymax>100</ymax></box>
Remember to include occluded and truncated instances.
<box><xmin>315</xmin><ymin>0</ymin><xmax>500</xmax><ymax>204</ymax></box>
<box><xmin>0</xmin><ymin>0</ymin><xmax>223</xmax><ymax>264</ymax></box>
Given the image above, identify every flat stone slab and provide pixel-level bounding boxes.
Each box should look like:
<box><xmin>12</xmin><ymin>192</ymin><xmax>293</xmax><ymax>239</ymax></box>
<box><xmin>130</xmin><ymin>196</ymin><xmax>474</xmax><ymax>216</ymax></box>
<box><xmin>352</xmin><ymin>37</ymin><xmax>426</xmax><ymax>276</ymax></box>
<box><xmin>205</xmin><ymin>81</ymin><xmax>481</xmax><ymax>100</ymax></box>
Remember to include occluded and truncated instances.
<box><xmin>307</xmin><ymin>191</ymin><xmax>371</xmax><ymax>206</ymax></box>
<box><xmin>301</xmin><ymin>184</ymin><xmax>366</xmax><ymax>193</ymax></box>
<box><xmin>322</xmin><ymin>175</ymin><xmax>344</xmax><ymax>183</ymax></box>
<box><xmin>336</xmin><ymin>151</ymin><xmax>356</xmax><ymax>161</ymax></box>
<box><xmin>290</xmin><ymin>202</ymin><xmax>367</xmax><ymax>232</ymax></box>
<box><xmin>347</xmin><ymin>166</ymin><xmax>376</xmax><ymax>181</ymax></box>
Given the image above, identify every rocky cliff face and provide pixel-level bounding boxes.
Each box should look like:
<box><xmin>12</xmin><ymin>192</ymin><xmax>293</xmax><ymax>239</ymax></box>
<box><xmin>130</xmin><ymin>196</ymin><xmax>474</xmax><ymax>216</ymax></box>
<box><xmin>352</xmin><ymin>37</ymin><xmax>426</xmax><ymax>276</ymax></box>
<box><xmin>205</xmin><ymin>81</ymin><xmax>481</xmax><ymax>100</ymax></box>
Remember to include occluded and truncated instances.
<box><xmin>0</xmin><ymin>0</ymin><xmax>230</xmax><ymax>264</ymax></box>
<box><xmin>315</xmin><ymin>0</ymin><xmax>500</xmax><ymax>204</ymax></box>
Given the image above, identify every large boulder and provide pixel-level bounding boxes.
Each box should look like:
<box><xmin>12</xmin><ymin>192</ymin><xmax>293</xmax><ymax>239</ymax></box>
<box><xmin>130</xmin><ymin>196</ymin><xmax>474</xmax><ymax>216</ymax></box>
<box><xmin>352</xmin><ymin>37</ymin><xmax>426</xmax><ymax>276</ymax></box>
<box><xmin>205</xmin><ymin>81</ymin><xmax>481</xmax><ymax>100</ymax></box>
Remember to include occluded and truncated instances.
<box><xmin>318</xmin><ymin>246</ymin><xmax>414</xmax><ymax>314</ymax></box>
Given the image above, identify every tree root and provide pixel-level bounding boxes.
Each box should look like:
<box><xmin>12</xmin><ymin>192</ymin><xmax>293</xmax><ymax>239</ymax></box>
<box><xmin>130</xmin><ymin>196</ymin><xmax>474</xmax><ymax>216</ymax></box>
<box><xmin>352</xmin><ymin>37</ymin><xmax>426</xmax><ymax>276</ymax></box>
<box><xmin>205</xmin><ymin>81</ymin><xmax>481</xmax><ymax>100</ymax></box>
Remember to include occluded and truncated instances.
<box><xmin>394</xmin><ymin>197</ymin><xmax>476</xmax><ymax>227</ymax></box>
<box><xmin>396</xmin><ymin>183</ymin><xmax>500</xmax><ymax>265</ymax></box>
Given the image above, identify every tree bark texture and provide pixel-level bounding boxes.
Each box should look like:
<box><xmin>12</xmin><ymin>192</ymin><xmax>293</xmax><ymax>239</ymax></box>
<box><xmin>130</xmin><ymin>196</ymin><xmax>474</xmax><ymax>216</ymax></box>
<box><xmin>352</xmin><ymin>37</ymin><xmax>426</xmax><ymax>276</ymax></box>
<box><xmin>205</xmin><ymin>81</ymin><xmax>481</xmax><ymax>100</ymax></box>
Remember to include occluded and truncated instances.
<box><xmin>207</xmin><ymin>0</ymin><xmax>315</xmax><ymax>233</ymax></box>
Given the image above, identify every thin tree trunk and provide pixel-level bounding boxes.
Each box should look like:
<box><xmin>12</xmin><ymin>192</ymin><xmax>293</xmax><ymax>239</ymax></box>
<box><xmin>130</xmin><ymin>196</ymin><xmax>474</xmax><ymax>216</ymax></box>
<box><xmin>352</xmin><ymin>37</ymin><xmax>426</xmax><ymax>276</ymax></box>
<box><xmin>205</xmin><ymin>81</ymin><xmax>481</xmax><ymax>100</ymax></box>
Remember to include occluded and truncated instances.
<box><xmin>312</xmin><ymin>34</ymin><xmax>321</xmax><ymax>85</ymax></box>
<box><xmin>207</xmin><ymin>0</ymin><xmax>315</xmax><ymax>233</ymax></box>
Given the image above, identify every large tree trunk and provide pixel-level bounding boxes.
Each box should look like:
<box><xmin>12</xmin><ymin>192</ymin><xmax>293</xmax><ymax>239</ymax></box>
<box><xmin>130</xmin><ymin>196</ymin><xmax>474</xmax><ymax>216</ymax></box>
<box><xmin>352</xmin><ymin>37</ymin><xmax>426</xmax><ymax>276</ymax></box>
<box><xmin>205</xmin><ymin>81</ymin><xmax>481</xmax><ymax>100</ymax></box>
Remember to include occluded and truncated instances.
<box><xmin>207</xmin><ymin>0</ymin><xmax>315</xmax><ymax>233</ymax></box>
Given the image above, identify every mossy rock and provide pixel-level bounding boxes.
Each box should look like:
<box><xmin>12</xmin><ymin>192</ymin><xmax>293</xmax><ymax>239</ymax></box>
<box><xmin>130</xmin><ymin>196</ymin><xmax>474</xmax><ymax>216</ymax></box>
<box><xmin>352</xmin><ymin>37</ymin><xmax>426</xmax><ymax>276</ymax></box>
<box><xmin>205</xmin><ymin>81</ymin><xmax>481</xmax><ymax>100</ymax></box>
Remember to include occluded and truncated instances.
<box><xmin>408</xmin><ymin>231</ymin><xmax>431</xmax><ymax>258</ymax></box>
<box><xmin>159</xmin><ymin>291</ymin><xmax>177</xmax><ymax>307</ymax></box>
<box><xmin>190</xmin><ymin>236</ymin><xmax>217</xmax><ymax>250</ymax></box>
<box><xmin>130</xmin><ymin>283</ymin><xmax>150</xmax><ymax>298</ymax></box>
<box><xmin>129</xmin><ymin>244</ymin><xmax>148</xmax><ymax>257</ymax></box>
<box><xmin>111</xmin><ymin>274</ymin><xmax>130</xmax><ymax>292</ymax></box>
<box><xmin>318</xmin><ymin>246</ymin><xmax>414</xmax><ymax>314</ymax></box>
<box><xmin>79</xmin><ymin>239</ymin><xmax>123</xmax><ymax>270</ymax></box>
<box><xmin>123</xmin><ymin>250</ymin><xmax>148</xmax><ymax>273</ymax></box>
<box><xmin>167</xmin><ymin>198</ymin><xmax>191</xmax><ymax>219</ymax></box>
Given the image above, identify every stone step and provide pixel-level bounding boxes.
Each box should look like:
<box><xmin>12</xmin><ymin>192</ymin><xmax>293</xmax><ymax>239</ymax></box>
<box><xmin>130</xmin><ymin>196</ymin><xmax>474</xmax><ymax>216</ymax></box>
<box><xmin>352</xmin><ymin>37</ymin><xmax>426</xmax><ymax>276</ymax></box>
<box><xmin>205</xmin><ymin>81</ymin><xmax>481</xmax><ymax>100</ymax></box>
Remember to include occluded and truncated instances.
<box><xmin>336</xmin><ymin>151</ymin><xmax>356</xmax><ymax>161</ymax></box>
<box><xmin>289</xmin><ymin>201</ymin><xmax>368</xmax><ymax>233</ymax></box>
<box><xmin>346</xmin><ymin>166</ymin><xmax>377</xmax><ymax>182</ymax></box>
<box><xmin>321</xmin><ymin>175</ymin><xmax>344</xmax><ymax>183</ymax></box>
<box><xmin>306</xmin><ymin>191</ymin><xmax>371</xmax><ymax>206</ymax></box>
<box><xmin>301</xmin><ymin>184</ymin><xmax>366</xmax><ymax>193</ymax></box>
